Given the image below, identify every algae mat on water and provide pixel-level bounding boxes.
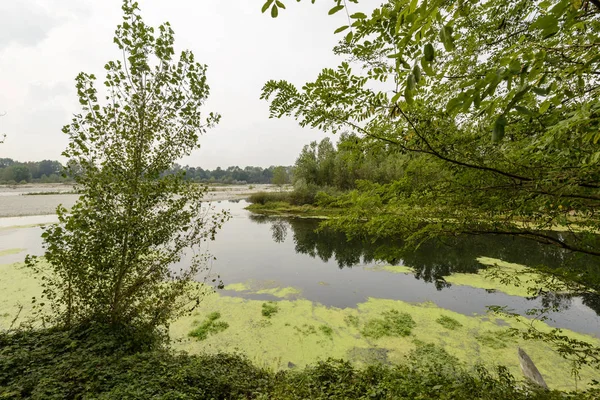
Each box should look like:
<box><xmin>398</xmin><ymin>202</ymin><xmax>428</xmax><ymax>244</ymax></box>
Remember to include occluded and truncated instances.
<box><xmin>1</xmin><ymin>262</ymin><xmax>598</xmax><ymax>392</ymax></box>
<box><xmin>173</xmin><ymin>280</ymin><xmax>600</xmax><ymax>392</ymax></box>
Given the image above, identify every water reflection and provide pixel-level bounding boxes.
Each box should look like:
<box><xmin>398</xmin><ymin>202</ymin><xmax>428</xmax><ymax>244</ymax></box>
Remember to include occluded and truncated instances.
<box><xmin>252</xmin><ymin>215</ymin><xmax>600</xmax><ymax>315</ymax></box>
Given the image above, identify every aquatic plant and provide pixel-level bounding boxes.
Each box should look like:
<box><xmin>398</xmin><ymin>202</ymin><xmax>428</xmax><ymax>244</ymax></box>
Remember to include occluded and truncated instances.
<box><xmin>361</xmin><ymin>310</ymin><xmax>416</xmax><ymax>339</ymax></box>
<box><xmin>189</xmin><ymin>312</ymin><xmax>229</xmax><ymax>341</ymax></box>
<box><xmin>261</xmin><ymin>302</ymin><xmax>279</xmax><ymax>318</ymax></box>
<box><xmin>436</xmin><ymin>315</ymin><xmax>463</xmax><ymax>330</ymax></box>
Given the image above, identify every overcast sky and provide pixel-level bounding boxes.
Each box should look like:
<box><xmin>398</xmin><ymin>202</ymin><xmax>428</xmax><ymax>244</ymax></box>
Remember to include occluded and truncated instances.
<box><xmin>0</xmin><ymin>0</ymin><xmax>375</xmax><ymax>169</ymax></box>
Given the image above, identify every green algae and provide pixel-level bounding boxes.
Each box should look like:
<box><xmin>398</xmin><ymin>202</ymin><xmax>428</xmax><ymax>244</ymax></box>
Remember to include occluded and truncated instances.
<box><xmin>262</xmin><ymin>302</ymin><xmax>279</xmax><ymax>318</ymax></box>
<box><xmin>223</xmin><ymin>280</ymin><xmax>302</xmax><ymax>299</ymax></box>
<box><xmin>0</xmin><ymin>248</ymin><xmax>26</xmax><ymax>257</ymax></box>
<box><xmin>364</xmin><ymin>265</ymin><xmax>413</xmax><ymax>274</ymax></box>
<box><xmin>361</xmin><ymin>310</ymin><xmax>416</xmax><ymax>339</ymax></box>
<box><xmin>436</xmin><ymin>315</ymin><xmax>463</xmax><ymax>330</ymax></box>
<box><xmin>189</xmin><ymin>311</ymin><xmax>229</xmax><ymax>340</ymax></box>
<box><xmin>444</xmin><ymin>257</ymin><xmax>548</xmax><ymax>298</ymax></box>
<box><xmin>2</xmin><ymin>261</ymin><xmax>599</xmax><ymax>391</ymax></box>
<box><xmin>0</xmin><ymin>262</ymin><xmax>43</xmax><ymax>328</ymax></box>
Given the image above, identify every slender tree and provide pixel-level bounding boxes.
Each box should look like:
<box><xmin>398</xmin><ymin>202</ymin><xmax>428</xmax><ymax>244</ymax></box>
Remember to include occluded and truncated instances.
<box><xmin>27</xmin><ymin>0</ymin><xmax>227</xmax><ymax>336</ymax></box>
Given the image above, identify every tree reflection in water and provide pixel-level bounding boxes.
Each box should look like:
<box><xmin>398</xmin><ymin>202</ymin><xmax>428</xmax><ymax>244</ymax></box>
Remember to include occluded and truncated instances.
<box><xmin>248</xmin><ymin>214</ymin><xmax>600</xmax><ymax>316</ymax></box>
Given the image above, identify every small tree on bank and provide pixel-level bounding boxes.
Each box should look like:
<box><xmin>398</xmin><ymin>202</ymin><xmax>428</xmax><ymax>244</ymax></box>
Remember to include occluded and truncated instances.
<box><xmin>271</xmin><ymin>166</ymin><xmax>289</xmax><ymax>189</ymax></box>
<box><xmin>27</xmin><ymin>0</ymin><xmax>227</xmax><ymax>335</ymax></box>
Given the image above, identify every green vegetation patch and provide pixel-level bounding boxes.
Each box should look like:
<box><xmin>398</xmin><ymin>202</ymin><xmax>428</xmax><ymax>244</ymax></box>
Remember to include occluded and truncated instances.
<box><xmin>319</xmin><ymin>324</ymin><xmax>333</xmax><ymax>337</ymax></box>
<box><xmin>0</xmin><ymin>248</ymin><xmax>25</xmax><ymax>257</ymax></box>
<box><xmin>476</xmin><ymin>329</ymin><xmax>517</xmax><ymax>350</ymax></box>
<box><xmin>436</xmin><ymin>315</ymin><xmax>463</xmax><ymax>330</ymax></box>
<box><xmin>2</xmin><ymin>329</ymin><xmax>588</xmax><ymax>399</ymax></box>
<box><xmin>364</xmin><ymin>265</ymin><xmax>414</xmax><ymax>274</ymax></box>
<box><xmin>262</xmin><ymin>302</ymin><xmax>279</xmax><ymax>318</ymax></box>
<box><xmin>224</xmin><ymin>280</ymin><xmax>302</xmax><ymax>299</ymax></box>
<box><xmin>361</xmin><ymin>310</ymin><xmax>416</xmax><ymax>339</ymax></box>
<box><xmin>188</xmin><ymin>311</ymin><xmax>229</xmax><ymax>341</ymax></box>
<box><xmin>3</xmin><ymin>261</ymin><xmax>600</xmax><ymax>391</ymax></box>
<box><xmin>445</xmin><ymin>257</ymin><xmax>549</xmax><ymax>298</ymax></box>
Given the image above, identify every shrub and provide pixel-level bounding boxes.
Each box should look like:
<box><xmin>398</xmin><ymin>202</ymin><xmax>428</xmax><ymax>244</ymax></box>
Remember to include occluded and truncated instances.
<box><xmin>248</xmin><ymin>191</ymin><xmax>291</xmax><ymax>204</ymax></box>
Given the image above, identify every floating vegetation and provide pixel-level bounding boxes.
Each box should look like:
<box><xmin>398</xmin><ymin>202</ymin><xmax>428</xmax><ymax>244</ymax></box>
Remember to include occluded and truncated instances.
<box><xmin>294</xmin><ymin>324</ymin><xmax>317</xmax><ymax>336</ymax></box>
<box><xmin>319</xmin><ymin>325</ymin><xmax>333</xmax><ymax>337</ymax></box>
<box><xmin>189</xmin><ymin>312</ymin><xmax>229</xmax><ymax>340</ymax></box>
<box><xmin>361</xmin><ymin>310</ymin><xmax>416</xmax><ymax>339</ymax></box>
<box><xmin>475</xmin><ymin>329</ymin><xmax>516</xmax><ymax>350</ymax></box>
<box><xmin>262</xmin><ymin>302</ymin><xmax>279</xmax><ymax>318</ymax></box>
<box><xmin>344</xmin><ymin>315</ymin><xmax>359</xmax><ymax>328</ymax></box>
<box><xmin>436</xmin><ymin>315</ymin><xmax>463</xmax><ymax>330</ymax></box>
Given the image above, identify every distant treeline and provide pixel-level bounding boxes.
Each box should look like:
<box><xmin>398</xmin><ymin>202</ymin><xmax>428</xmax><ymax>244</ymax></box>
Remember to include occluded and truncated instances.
<box><xmin>0</xmin><ymin>158</ymin><xmax>292</xmax><ymax>185</ymax></box>
<box><xmin>0</xmin><ymin>158</ymin><xmax>71</xmax><ymax>184</ymax></box>
<box><xmin>165</xmin><ymin>164</ymin><xmax>292</xmax><ymax>185</ymax></box>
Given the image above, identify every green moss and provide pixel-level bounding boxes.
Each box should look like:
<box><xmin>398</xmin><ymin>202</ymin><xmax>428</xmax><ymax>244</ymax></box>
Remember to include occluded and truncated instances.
<box><xmin>361</xmin><ymin>310</ymin><xmax>416</xmax><ymax>339</ymax></box>
<box><xmin>262</xmin><ymin>302</ymin><xmax>279</xmax><ymax>318</ymax></box>
<box><xmin>188</xmin><ymin>312</ymin><xmax>229</xmax><ymax>340</ymax></box>
<box><xmin>436</xmin><ymin>315</ymin><xmax>463</xmax><ymax>330</ymax></box>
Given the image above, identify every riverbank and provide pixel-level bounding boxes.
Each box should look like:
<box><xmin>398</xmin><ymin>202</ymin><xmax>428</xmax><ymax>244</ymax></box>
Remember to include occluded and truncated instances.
<box><xmin>0</xmin><ymin>183</ymin><xmax>281</xmax><ymax>218</ymax></box>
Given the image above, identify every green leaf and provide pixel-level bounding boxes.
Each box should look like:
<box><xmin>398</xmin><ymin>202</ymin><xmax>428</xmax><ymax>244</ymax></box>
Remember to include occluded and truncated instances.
<box><xmin>514</xmin><ymin>105</ymin><xmax>534</xmax><ymax>116</ymax></box>
<box><xmin>420</xmin><ymin>58</ymin><xmax>434</xmax><ymax>76</ymax></box>
<box><xmin>532</xmin><ymin>86</ymin><xmax>549</xmax><ymax>96</ymax></box>
<box><xmin>424</xmin><ymin>43</ymin><xmax>435</xmax><ymax>62</ymax></box>
<box><xmin>539</xmin><ymin>100</ymin><xmax>551</xmax><ymax>114</ymax></box>
<box><xmin>492</xmin><ymin>115</ymin><xmax>507</xmax><ymax>142</ymax></box>
<box><xmin>350</xmin><ymin>12</ymin><xmax>367</xmax><ymax>19</ymax></box>
<box><xmin>261</xmin><ymin>0</ymin><xmax>274</xmax><ymax>14</ymax></box>
<box><xmin>271</xmin><ymin>4</ymin><xmax>278</xmax><ymax>18</ymax></box>
<box><xmin>407</xmin><ymin>74</ymin><xmax>416</xmax><ymax>91</ymax></box>
<box><xmin>329</xmin><ymin>5</ymin><xmax>344</xmax><ymax>15</ymax></box>
<box><xmin>413</xmin><ymin>64</ymin><xmax>421</xmax><ymax>83</ymax></box>
<box><xmin>275</xmin><ymin>0</ymin><xmax>286</xmax><ymax>9</ymax></box>
<box><xmin>334</xmin><ymin>25</ymin><xmax>350</xmax><ymax>34</ymax></box>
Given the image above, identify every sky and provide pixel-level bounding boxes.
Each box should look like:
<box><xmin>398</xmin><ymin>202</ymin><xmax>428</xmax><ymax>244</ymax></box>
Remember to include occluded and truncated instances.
<box><xmin>0</xmin><ymin>0</ymin><xmax>375</xmax><ymax>169</ymax></box>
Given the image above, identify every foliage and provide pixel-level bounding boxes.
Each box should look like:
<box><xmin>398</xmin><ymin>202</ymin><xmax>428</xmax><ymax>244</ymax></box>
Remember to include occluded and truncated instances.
<box><xmin>0</xmin><ymin>158</ymin><xmax>68</xmax><ymax>184</ymax></box>
<box><xmin>25</xmin><ymin>0</ymin><xmax>227</xmax><ymax>334</ymax></box>
<box><xmin>165</xmin><ymin>164</ymin><xmax>293</xmax><ymax>184</ymax></box>
<box><xmin>272</xmin><ymin>165</ymin><xmax>289</xmax><ymax>187</ymax></box>
<box><xmin>261</xmin><ymin>301</ymin><xmax>279</xmax><ymax>318</ymax></box>
<box><xmin>4</xmin><ymin>328</ymin><xmax>596</xmax><ymax>399</ymax></box>
<box><xmin>261</xmin><ymin>0</ymin><xmax>600</xmax><ymax>369</ymax></box>
<box><xmin>188</xmin><ymin>311</ymin><xmax>229</xmax><ymax>340</ymax></box>
<box><xmin>248</xmin><ymin>191</ymin><xmax>292</xmax><ymax>205</ymax></box>
<box><xmin>361</xmin><ymin>310</ymin><xmax>416</xmax><ymax>339</ymax></box>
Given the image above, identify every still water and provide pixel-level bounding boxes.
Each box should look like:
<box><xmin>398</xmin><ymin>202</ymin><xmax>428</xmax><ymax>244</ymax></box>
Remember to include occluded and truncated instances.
<box><xmin>1</xmin><ymin>200</ymin><xmax>599</xmax><ymax>337</ymax></box>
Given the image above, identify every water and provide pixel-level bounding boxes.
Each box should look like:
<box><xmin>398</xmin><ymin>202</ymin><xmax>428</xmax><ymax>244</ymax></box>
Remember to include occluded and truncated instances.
<box><xmin>1</xmin><ymin>200</ymin><xmax>599</xmax><ymax>337</ymax></box>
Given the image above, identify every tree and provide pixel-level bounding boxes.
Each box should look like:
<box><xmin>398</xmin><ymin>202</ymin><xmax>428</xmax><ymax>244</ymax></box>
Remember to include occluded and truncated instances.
<box><xmin>26</xmin><ymin>0</ymin><xmax>226</xmax><ymax>335</ymax></box>
<box><xmin>262</xmin><ymin>0</ymin><xmax>600</xmax><ymax>370</ymax></box>
<box><xmin>272</xmin><ymin>166</ymin><xmax>289</xmax><ymax>188</ymax></box>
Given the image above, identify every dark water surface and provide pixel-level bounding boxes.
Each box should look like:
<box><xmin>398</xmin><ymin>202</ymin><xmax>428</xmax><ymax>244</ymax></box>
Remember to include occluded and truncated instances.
<box><xmin>2</xmin><ymin>200</ymin><xmax>599</xmax><ymax>337</ymax></box>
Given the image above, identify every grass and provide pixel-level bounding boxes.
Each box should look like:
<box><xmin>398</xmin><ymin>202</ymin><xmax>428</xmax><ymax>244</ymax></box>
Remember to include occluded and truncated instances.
<box><xmin>361</xmin><ymin>310</ymin><xmax>416</xmax><ymax>339</ymax></box>
<box><xmin>436</xmin><ymin>315</ymin><xmax>463</xmax><ymax>330</ymax></box>
<box><xmin>261</xmin><ymin>302</ymin><xmax>279</xmax><ymax>318</ymax></box>
<box><xmin>188</xmin><ymin>311</ymin><xmax>229</xmax><ymax>340</ymax></box>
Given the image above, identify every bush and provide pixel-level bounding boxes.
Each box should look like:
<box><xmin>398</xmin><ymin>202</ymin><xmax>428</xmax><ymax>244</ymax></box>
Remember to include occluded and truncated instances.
<box><xmin>0</xmin><ymin>329</ymin><xmax>594</xmax><ymax>399</ymax></box>
<box><xmin>248</xmin><ymin>191</ymin><xmax>291</xmax><ymax>204</ymax></box>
